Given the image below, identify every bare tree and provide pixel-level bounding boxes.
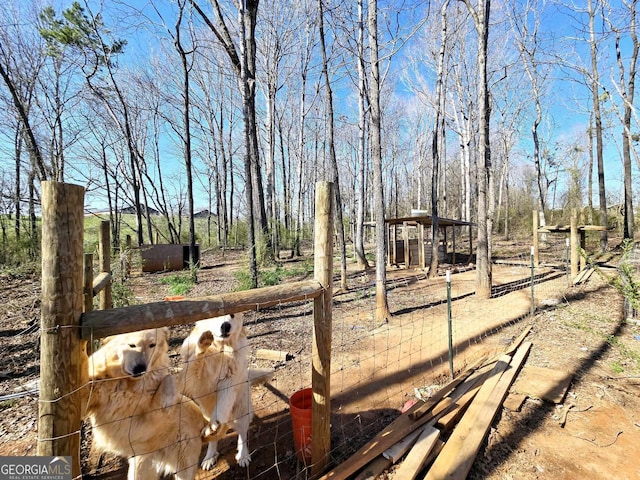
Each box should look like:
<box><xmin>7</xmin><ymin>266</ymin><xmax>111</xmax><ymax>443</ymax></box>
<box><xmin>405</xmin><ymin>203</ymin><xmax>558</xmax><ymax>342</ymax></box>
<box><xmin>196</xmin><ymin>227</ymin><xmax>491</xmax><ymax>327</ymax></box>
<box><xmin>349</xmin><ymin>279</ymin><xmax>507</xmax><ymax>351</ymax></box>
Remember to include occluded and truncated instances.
<box><xmin>190</xmin><ymin>0</ymin><xmax>272</xmax><ymax>286</ymax></box>
<box><xmin>507</xmin><ymin>0</ymin><xmax>552</xmax><ymax>235</ymax></box>
<box><xmin>355</xmin><ymin>0</ymin><xmax>370</xmax><ymax>270</ymax></box>
<box><xmin>462</xmin><ymin>0</ymin><xmax>492</xmax><ymax>299</ymax></box>
<box><xmin>292</xmin><ymin>2</ymin><xmax>319</xmax><ymax>258</ymax></box>
<box><xmin>608</xmin><ymin>0</ymin><xmax>637</xmax><ymax>240</ymax></box>
<box><xmin>588</xmin><ymin>0</ymin><xmax>609</xmax><ymax>250</ymax></box>
<box><xmin>39</xmin><ymin>2</ymin><xmax>150</xmax><ymax>245</ymax></box>
<box><xmin>428</xmin><ymin>0</ymin><xmax>451</xmax><ymax>278</ymax></box>
<box><xmin>0</xmin><ymin>2</ymin><xmax>50</xmax><ymax>242</ymax></box>
<box><xmin>317</xmin><ymin>0</ymin><xmax>348</xmax><ymax>292</ymax></box>
<box><xmin>369</xmin><ymin>0</ymin><xmax>391</xmax><ymax>321</ymax></box>
<box><xmin>257</xmin><ymin>1</ymin><xmax>297</xmax><ymax>257</ymax></box>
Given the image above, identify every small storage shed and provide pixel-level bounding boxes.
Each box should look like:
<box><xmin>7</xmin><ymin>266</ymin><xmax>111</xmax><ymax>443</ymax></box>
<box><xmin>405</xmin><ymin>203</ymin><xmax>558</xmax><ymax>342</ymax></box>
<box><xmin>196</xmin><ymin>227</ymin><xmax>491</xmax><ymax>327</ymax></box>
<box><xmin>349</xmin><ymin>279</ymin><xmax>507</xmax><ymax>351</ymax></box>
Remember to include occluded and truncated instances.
<box><xmin>386</xmin><ymin>214</ymin><xmax>474</xmax><ymax>269</ymax></box>
<box><xmin>140</xmin><ymin>244</ymin><xmax>200</xmax><ymax>273</ymax></box>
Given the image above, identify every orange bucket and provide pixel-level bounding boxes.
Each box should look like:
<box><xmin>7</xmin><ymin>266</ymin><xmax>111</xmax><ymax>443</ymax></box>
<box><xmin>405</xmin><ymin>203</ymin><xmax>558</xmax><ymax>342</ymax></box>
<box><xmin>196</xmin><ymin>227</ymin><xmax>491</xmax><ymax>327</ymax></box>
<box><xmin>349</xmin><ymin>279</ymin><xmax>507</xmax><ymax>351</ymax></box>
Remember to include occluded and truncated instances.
<box><xmin>289</xmin><ymin>388</ymin><xmax>312</xmax><ymax>463</ymax></box>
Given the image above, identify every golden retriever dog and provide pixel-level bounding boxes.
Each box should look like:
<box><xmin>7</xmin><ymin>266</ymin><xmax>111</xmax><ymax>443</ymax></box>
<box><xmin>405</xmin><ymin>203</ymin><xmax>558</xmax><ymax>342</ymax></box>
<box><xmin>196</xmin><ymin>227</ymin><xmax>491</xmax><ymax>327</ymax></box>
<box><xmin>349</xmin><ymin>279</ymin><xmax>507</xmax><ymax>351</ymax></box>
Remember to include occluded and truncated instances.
<box><xmin>178</xmin><ymin>313</ymin><xmax>253</xmax><ymax>469</ymax></box>
<box><xmin>83</xmin><ymin>327</ymin><xmax>207</xmax><ymax>480</ymax></box>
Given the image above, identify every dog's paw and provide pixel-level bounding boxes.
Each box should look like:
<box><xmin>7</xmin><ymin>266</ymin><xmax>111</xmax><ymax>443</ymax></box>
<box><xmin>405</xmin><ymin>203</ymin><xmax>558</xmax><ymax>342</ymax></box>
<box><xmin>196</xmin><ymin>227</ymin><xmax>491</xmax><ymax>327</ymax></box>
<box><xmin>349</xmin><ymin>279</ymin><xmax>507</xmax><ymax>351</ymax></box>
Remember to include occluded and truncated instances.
<box><xmin>201</xmin><ymin>421</ymin><xmax>217</xmax><ymax>438</ymax></box>
<box><xmin>200</xmin><ymin>452</ymin><xmax>219</xmax><ymax>470</ymax></box>
<box><xmin>201</xmin><ymin>421</ymin><xmax>226</xmax><ymax>442</ymax></box>
<box><xmin>198</xmin><ymin>330</ymin><xmax>214</xmax><ymax>350</ymax></box>
<box><xmin>236</xmin><ymin>450</ymin><xmax>251</xmax><ymax>468</ymax></box>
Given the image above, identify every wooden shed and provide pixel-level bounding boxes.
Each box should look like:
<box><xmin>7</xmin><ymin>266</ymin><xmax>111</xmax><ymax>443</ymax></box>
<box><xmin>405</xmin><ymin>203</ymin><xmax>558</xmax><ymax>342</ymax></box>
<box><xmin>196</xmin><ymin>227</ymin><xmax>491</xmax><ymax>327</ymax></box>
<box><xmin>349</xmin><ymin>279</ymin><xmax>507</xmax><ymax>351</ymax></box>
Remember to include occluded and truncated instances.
<box><xmin>385</xmin><ymin>214</ymin><xmax>474</xmax><ymax>269</ymax></box>
<box><xmin>140</xmin><ymin>244</ymin><xmax>200</xmax><ymax>273</ymax></box>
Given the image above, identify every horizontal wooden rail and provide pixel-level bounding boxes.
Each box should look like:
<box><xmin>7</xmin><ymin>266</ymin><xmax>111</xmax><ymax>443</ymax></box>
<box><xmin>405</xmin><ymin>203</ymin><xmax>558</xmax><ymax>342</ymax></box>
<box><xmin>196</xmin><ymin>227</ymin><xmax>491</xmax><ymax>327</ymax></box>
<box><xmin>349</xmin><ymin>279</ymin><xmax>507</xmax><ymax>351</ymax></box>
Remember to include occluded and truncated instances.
<box><xmin>92</xmin><ymin>272</ymin><xmax>111</xmax><ymax>297</ymax></box>
<box><xmin>81</xmin><ymin>279</ymin><xmax>323</xmax><ymax>340</ymax></box>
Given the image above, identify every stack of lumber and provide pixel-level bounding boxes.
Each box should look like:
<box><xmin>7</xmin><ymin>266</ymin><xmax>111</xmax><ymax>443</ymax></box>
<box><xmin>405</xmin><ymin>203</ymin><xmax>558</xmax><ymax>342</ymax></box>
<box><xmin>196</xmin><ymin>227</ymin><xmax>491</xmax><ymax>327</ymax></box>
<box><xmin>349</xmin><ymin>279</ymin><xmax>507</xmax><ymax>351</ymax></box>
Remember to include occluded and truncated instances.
<box><xmin>318</xmin><ymin>328</ymin><xmax>533</xmax><ymax>480</ymax></box>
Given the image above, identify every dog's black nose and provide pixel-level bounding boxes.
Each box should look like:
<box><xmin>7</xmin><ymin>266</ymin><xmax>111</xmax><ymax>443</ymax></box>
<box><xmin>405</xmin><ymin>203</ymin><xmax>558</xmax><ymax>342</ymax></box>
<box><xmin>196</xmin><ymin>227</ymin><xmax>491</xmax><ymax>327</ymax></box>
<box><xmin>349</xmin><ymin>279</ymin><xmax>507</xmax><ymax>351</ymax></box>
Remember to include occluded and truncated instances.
<box><xmin>132</xmin><ymin>364</ymin><xmax>147</xmax><ymax>376</ymax></box>
<box><xmin>220</xmin><ymin>321</ymin><xmax>231</xmax><ymax>337</ymax></box>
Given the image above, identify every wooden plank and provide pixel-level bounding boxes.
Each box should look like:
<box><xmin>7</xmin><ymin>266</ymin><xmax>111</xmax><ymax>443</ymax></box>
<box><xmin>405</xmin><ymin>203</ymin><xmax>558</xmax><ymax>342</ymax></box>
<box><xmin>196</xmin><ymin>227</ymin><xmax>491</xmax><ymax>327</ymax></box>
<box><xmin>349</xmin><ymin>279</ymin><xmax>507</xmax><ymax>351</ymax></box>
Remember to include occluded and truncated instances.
<box><xmin>436</xmin><ymin>383</ymin><xmax>482</xmax><ymax>431</ymax></box>
<box><xmin>318</xmin><ymin>359</ymin><xmax>492</xmax><ymax>480</ymax></box>
<box><xmin>316</xmin><ymin>397</ymin><xmax>453</xmax><ymax>480</ymax></box>
<box><xmin>408</xmin><ymin>354</ymin><xmax>489</xmax><ymax>421</ymax></box>
<box><xmin>502</xmin><ymin>325</ymin><xmax>532</xmax><ymax>356</ymax></box>
<box><xmin>503</xmin><ymin>392</ymin><xmax>527</xmax><ymax>411</ymax></box>
<box><xmin>84</xmin><ymin>253</ymin><xmax>94</xmax><ymax>314</ymax></box>
<box><xmin>424</xmin><ymin>343</ymin><xmax>532</xmax><ymax>480</ymax></box>
<box><xmin>80</xmin><ymin>279</ymin><xmax>323</xmax><ymax>339</ymax></box>
<box><xmin>512</xmin><ymin>365</ymin><xmax>572</xmax><ymax>404</ymax></box>
<box><xmin>422</xmin><ymin>439</ymin><xmax>445</xmax><ymax>470</ymax></box>
<box><xmin>352</xmin><ymin>455</ymin><xmax>391</xmax><ymax>480</ymax></box>
<box><xmin>318</xmin><ymin>334</ymin><xmax>528</xmax><ymax>480</ymax></box>
<box><xmin>383</xmin><ymin>425</ymin><xmax>426</xmax><ymax>463</ymax></box>
<box><xmin>392</xmin><ymin>425</ymin><xmax>440</xmax><ymax>480</ymax></box>
<box><xmin>98</xmin><ymin>220</ymin><xmax>112</xmax><ymax>309</ymax></box>
<box><xmin>92</xmin><ymin>272</ymin><xmax>112</xmax><ymax>297</ymax></box>
<box><xmin>572</xmin><ymin>267</ymin><xmax>592</xmax><ymax>285</ymax></box>
<box><xmin>255</xmin><ymin>348</ymin><xmax>293</xmax><ymax>362</ymax></box>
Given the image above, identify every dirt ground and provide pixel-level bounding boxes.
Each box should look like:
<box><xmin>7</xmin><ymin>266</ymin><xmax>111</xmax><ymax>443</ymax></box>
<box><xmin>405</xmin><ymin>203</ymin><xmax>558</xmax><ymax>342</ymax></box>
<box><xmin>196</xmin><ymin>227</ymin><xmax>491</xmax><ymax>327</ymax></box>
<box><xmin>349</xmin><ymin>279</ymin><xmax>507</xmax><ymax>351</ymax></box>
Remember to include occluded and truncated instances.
<box><xmin>1</xmin><ymin>240</ymin><xmax>639</xmax><ymax>480</ymax></box>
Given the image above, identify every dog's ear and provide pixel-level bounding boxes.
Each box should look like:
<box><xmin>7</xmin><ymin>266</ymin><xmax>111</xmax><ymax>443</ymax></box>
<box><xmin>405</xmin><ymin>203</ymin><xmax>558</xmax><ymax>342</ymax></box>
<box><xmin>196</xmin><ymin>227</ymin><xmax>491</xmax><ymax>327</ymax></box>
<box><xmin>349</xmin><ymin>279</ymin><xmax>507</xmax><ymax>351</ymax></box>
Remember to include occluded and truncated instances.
<box><xmin>154</xmin><ymin>327</ymin><xmax>170</xmax><ymax>347</ymax></box>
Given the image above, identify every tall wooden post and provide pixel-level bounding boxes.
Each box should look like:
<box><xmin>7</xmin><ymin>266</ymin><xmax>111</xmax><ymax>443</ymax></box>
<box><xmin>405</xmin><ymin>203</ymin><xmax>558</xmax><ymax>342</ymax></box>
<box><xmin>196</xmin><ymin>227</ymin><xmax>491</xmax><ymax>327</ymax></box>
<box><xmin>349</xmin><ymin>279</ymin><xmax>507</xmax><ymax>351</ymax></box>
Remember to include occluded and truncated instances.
<box><xmin>580</xmin><ymin>231</ymin><xmax>587</xmax><ymax>272</ymax></box>
<box><xmin>312</xmin><ymin>181</ymin><xmax>334</xmax><ymax>475</ymax></box>
<box><xmin>98</xmin><ymin>220</ymin><xmax>112</xmax><ymax>309</ymax></box>
<box><xmin>570</xmin><ymin>209</ymin><xmax>580</xmax><ymax>279</ymax></box>
<box><xmin>83</xmin><ymin>253</ymin><xmax>94</xmax><ymax>313</ymax></box>
<box><xmin>403</xmin><ymin>221</ymin><xmax>410</xmax><ymax>268</ymax></box>
<box><xmin>418</xmin><ymin>222</ymin><xmax>425</xmax><ymax>269</ymax></box>
<box><xmin>38</xmin><ymin>182</ymin><xmax>86</xmax><ymax>477</ymax></box>
<box><xmin>389</xmin><ymin>224</ymin><xmax>396</xmax><ymax>266</ymax></box>
<box><xmin>452</xmin><ymin>226</ymin><xmax>457</xmax><ymax>265</ymax></box>
<box><xmin>532</xmin><ymin>210</ymin><xmax>539</xmax><ymax>267</ymax></box>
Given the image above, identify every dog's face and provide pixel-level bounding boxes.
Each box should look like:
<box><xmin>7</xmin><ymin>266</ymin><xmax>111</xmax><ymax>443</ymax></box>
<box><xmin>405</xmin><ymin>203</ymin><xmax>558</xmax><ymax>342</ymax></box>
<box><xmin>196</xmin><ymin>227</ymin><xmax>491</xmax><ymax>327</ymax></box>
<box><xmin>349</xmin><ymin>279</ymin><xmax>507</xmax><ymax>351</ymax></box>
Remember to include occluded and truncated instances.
<box><xmin>100</xmin><ymin>328</ymin><xmax>169</xmax><ymax>378</ymax></box>
<box><xmin>208</xmin><ymin>313</ymin><xmax>243</xmax><ymax>345</ymax></box>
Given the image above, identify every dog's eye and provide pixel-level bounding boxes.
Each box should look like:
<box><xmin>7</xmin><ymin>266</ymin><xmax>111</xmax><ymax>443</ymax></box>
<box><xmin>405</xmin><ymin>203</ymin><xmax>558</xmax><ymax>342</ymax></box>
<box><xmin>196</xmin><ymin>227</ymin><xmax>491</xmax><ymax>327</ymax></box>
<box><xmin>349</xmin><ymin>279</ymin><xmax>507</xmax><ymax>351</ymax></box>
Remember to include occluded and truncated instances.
<box><xmin>149</xmin><ymin>343</ymin><xmax>156</xmax><ymax>349</ymax></box>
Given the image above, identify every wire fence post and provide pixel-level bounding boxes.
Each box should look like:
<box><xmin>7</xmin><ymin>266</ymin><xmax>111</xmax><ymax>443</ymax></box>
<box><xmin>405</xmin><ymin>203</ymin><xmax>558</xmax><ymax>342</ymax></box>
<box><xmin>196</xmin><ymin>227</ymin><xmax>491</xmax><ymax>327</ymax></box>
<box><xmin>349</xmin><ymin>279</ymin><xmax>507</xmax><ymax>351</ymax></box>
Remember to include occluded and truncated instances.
<box><xmin>447</xmin><ymin>269</ymin><xmax>454</xmax><ymax>378</ymax></box>
<box><xmin>530</xmin><ymin>246</ymin><xmax>535</xmax><ymax>318</ymax></box>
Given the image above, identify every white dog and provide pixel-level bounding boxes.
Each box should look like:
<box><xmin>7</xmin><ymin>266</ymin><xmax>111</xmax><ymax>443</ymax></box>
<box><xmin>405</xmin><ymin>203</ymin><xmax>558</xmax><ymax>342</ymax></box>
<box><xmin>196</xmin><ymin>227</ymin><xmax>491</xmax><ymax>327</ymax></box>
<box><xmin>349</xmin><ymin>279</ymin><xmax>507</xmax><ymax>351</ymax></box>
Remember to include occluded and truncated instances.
<box><xmin>178</xmin><ymin>313</ymin><xmax>253</xmax><ymax>469</ymax></box>
<box><xmin>83</xmin><ymin>328</ymin><xmax>207</xmax><ymax>480</ymax></box>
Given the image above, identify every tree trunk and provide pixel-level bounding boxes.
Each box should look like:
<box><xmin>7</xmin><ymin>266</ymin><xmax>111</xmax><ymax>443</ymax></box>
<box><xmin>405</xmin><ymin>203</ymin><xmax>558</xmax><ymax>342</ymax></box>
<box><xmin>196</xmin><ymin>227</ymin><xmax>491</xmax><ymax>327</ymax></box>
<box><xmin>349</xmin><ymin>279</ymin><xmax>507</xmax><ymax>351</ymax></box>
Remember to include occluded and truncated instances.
<box><xmin>429</xmin><ymin>0</ymin><xmax>450</xmax><ymax>278</ymax></box>
<box><xmin>463</xmin><ymin>0</ymin><xmax>493</xmax><ymax>299</ymax></box>
<box><xmin>589</xmin><ymin>0</ymin><xmax>608</xmax><ymax>251</ymax></box>
<box><xmin>615</xmin><ymin>0</ymin><xmax>637</xmax><ymax>240</ymax></box>
<box><xmin>175</xmin><ymin>3</ymin><xmax>198</xmax><ymax>270</ymax></box>
<box><xmin>355</xmin><ymin>0</ymin><xmax>370</xmax><ymax>270</ymax></box>
<box><xmin>239</xmin><ymin>1</ymin><xmax>259</xmax><ymax>286</ymax></box>
<box><xmin>318</xmin><ymin>0</ymin><xmax>348</xmax><ymax>291</ymax></box>
<box><xmin>369</xmin><ymin>0</ymin><xmax>391</xmax><ymax>321</ymax></box>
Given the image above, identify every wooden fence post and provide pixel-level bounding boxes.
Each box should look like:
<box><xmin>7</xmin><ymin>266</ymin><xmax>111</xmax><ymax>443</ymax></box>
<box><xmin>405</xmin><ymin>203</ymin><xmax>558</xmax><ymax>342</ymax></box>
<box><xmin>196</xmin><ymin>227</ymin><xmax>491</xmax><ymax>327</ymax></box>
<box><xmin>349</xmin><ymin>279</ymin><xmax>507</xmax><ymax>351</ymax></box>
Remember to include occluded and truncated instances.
<box><xmin>98</xmin><ymin>220</ymin><xmax>112</xmax><ymax>309</ymax></box>
<box><xmin>38</xmin><ymin>181</ymin><xmax>85</xmax><ymax>477</ymax></box>
<box><xmin>532</xmin><ymin>210</ymin><xmax>539</xmax><ymax>267</ymax></box>
<box><xmin>312</xmin><ymin>181</ymin><xmax>334</xmax><ymax>475</ymax></box>
<box><xmin>570</xmin><ymin>209</ymin><xmax>579</xmax><ymax>279</ymax></box>
<box><xmin>84</xmin><ymin>253</ymin><xmax>94</xmax><ymax>313</ymax></box>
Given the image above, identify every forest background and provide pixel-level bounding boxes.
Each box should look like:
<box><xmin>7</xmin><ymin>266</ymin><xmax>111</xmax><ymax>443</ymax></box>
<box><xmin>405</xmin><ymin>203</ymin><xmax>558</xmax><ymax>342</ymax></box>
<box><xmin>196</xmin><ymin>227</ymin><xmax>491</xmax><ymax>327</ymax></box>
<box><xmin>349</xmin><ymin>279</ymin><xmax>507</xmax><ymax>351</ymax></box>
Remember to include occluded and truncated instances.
<box><xmin>0</xmin><ymin>0</ymin><xmax>638</xmax><ymax>305</ymax></box>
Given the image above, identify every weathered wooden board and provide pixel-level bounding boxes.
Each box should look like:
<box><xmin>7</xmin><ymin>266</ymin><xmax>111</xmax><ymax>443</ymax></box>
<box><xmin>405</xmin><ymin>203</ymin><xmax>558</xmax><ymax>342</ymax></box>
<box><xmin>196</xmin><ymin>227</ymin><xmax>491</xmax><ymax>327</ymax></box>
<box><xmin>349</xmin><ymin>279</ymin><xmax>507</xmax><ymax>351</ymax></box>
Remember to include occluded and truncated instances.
<box><xmin>503</xmin><ymin>392</ymin><xmax>527</xmax><ymax>411</ymax></box>
<box><xmin>392</xmin><ymin>425</ymin><xmax>440</xmax><ymax>480</ymax></box>
<box><xmin>424</xmin><ymin>343</ymin><xmax>531</xmax><ymax>480</ymax></box>
<box><xmin>512</xmin><ymin>365</ymin><xmax>572</xmax><ymax>404</ymax></box>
